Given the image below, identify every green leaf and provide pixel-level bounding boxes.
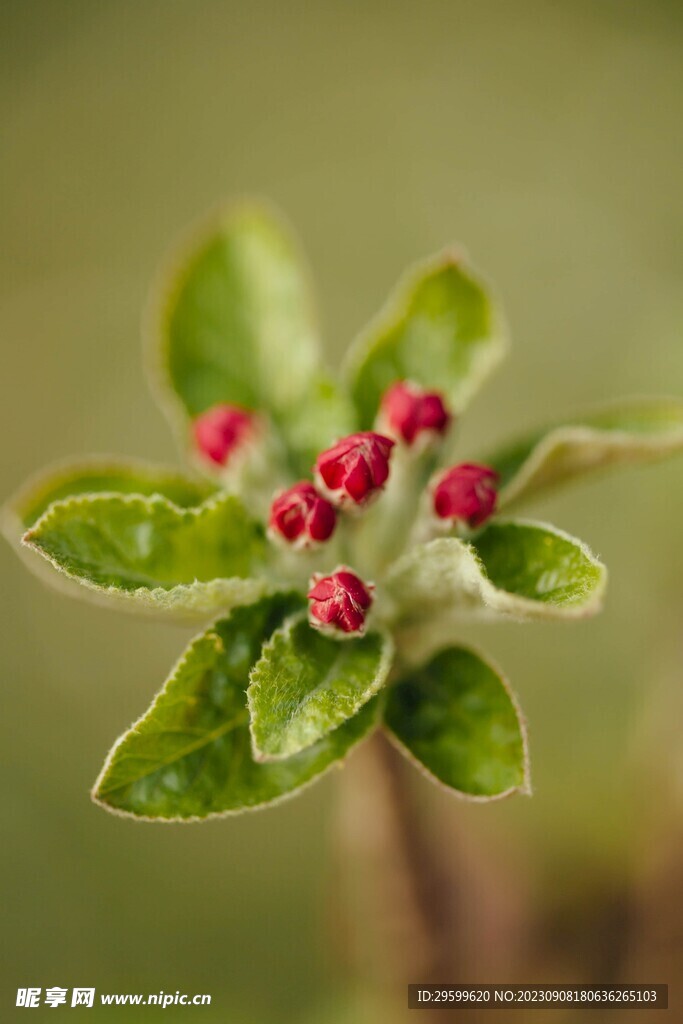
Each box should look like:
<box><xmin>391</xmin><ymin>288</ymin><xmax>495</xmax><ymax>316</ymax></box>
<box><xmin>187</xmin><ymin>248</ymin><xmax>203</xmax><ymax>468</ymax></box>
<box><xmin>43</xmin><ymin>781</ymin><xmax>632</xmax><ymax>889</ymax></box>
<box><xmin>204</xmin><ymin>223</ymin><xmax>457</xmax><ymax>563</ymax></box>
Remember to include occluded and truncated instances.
<box><xmin>150</xmin><ymin>201</ymin><xmax>331</xmax><ymax>469</ymax></box>
<box><xmin>278</xmin><ymin>375</ymin><xmax>356</xmax><ymax>476</ymax></box>
<box><xmin>343</xmin><ymin>251</ymin><xmax>508</xmax><ymax>429</ymax></box>
<box><xmin>385</xmin><ymin>646</ymin><xmax>529</xmax><ymax>800</ymax></box>
<box><xmin>485</xmin><ymin>397</ymin><xmax>683</xmax><ymax>509</ymax></box>
<box><xmin>385</xmin><ymin>519</ymin><xmax>607</xmax><ymax>623</ymax></box>
<box><xmin>93</xmin><ymin>595</ymin><xmax>380</xmax><ymax>819</ymax></box>
<box><xmin>248</xmin><ymin>616</ymin><xmax>393</xmax><ymax>761</ymax></box>
<box><xmin>4</xmin><ymin>456</ymin><xmax>216</xmax><ymax>532</ymax></box>
<box><xmin>22</xmin><ymin>492</ymin><xmax>272</xmax><ymax>617</ymax></box>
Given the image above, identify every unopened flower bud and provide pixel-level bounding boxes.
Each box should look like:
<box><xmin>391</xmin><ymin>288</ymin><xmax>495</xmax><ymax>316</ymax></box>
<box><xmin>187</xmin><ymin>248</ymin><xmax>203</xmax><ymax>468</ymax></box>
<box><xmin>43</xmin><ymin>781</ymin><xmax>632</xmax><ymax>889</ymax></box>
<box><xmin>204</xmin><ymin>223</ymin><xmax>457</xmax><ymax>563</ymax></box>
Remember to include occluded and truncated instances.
<box><xmin>307</xmin><ymin>569</ymin><xmax>374</xmax><ymax>635</ymax></box>
<box><xmin>193</xmin><ymin>403</ymin><xmax>254</xmax><ymax>467</ymax></box>
<box><xmin>268</xmin><ymin>482</ymin><xmax>336</xmax><ymax>546</ymax></box>
<box><xmin>433</xmin><ymin>463</ymin><xmax>499</xmax><ymax>528</ymax></box>
<box><xmin>380</xmin><ymin>380</ymin><xmax>451</xmax><ymax>446</ymax></box>
<box><xmin>315</xmin><ymin>432</ymin><xmax>395</xmax><ymax>506</ymax></box>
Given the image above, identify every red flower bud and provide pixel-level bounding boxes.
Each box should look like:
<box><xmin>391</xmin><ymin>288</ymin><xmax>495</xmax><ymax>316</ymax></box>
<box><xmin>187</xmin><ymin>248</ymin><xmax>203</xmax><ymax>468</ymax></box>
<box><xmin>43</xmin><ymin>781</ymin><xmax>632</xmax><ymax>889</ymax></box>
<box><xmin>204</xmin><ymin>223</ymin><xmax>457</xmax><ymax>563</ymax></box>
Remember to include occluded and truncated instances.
<box><xmin>193</xmin><ymin>403</ymin><xmax>254</xmax><ymax>467</ymax></box>
<box><xmin>268</xmin><ymin>482</ymin><xmax>336</xmax><ymax>546</ymax></box>
<box><xmin>433</xmin><ymin>463</ymin><xmax>499</xmax><ymax>528</ymax></box>
<box><xmin>315</xmin><ymin>432</ymin><xmax>395</xmax><ymax>506</ymax></box>
<box><xmin>308</xmin><ymin>569</ymin><xmax>374</xmax><ymax>635</ymax></box>
<box><xmin>380</xmin><ymin>380</ymin><xmax>451</xmax><ymax>445</ymax></box>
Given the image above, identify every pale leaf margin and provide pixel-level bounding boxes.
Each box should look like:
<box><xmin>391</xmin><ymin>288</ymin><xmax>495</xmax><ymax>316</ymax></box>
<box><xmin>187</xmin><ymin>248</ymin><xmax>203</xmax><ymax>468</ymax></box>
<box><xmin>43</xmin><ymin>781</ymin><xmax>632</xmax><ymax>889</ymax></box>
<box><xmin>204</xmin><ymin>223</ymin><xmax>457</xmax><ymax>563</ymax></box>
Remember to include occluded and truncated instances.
<box><xmin>142</xmin><ymin>197</ymin><xmax>322</xmax><ymax>465</ymax></box>
<box><xmin>385</xmin><ymin>519</ymin><xmax>608</xmax><ymax>624</ymax></box>
<box><xmin>247</xmin><ymin>612</ymin><xmax>395</xmax><ymax>763</ymax></box>
<box><xmin>91</xmin><ymin>622</ymin><xmax>383</xmax><ymax>822</ymax></box>
<box><xmin>493</xmin><ymin>396</ymin><xmax>683</xmax><ymax>510</ymax></box>
<box><xmin>2</xmin><ymin>454</ymin><xmax>215</xmax><ymax>531</ymax></box>
<box><xmin>384</xmin><ymin>643</ymin><xmax>532</xmax><ymax>803</ymax></box>
<box><xmin>20</xmin><ymin>492</ymin><xmax>272</xmax><ymax>620</ymax></box>
<box><xmin>342</xmin><ymin>248</ymin><xmax>509</xmax><ymax>428</ymax></box>
<box><xmin>2</xmin><ymin>456</ymin><xmax>216</xmax><ymax>604</ymax></box>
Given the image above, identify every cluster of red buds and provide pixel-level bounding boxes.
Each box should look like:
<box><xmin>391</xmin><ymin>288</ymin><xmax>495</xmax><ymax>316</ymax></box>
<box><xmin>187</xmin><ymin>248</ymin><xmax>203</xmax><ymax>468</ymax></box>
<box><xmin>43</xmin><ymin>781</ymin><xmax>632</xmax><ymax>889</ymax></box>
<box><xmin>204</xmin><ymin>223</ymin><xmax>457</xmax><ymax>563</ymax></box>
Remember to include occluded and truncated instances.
<box><xmin>193</xmin><ymin>381</ymin><xmax>499</xmax><ymax>636</ymax></box>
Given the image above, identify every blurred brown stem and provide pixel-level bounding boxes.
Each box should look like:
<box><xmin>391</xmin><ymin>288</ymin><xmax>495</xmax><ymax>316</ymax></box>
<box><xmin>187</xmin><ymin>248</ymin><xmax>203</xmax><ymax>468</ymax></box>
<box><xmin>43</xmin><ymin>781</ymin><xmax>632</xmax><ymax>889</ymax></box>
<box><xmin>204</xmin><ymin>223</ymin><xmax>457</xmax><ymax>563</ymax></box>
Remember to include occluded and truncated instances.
<box><xmin>333</xmin><ymin>731</ymin><xmax>457</xmax><ymax>1017</ymax></box>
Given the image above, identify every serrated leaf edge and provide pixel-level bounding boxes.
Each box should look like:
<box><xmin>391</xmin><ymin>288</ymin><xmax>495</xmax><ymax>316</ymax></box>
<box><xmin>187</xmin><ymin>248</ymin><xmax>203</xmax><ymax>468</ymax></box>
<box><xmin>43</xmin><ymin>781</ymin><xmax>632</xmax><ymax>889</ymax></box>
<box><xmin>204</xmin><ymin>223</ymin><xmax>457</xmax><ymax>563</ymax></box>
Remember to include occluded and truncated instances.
<box><xmin>21</xmin><ymin>491</ymin><xmax>271</xmax><ymax>619</ymax></box>
<box><xmin>342</xmin><ymin>247</ymin><xmax>509</xmax><ymax>418</ymax></box>
<box><xmin>247</xmin><ymin>613</ymin><xmax>395</xmax><ymax>762</ymax></box>
<box><xmin>2</xmin><ymin>453</ymin><xmax>215</xmax><ymax>534</ymax></box>
<box><xmin>386</xmin><ymin>518</ymin><xmax>608</xmax><ymax>622</ymax></box>
<box><xmin>383</xmin><ymin>642</ymin><xmax>532</xmax><ymax>802</ymax></box>
<box><xmin>91</xmin><ymin>620</ymin><xmax>383</xmax><ymax>822</ymax></box>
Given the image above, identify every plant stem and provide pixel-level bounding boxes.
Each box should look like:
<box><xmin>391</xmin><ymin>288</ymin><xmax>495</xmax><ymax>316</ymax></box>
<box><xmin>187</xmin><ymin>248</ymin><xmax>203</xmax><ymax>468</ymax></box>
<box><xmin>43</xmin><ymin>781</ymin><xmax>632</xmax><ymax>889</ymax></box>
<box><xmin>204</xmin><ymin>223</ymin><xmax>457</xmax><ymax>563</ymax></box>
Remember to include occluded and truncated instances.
<box><xmin>333</xmin><ymin>731</ymin><xmax>461</xmax><ymax>1020</ymax></box>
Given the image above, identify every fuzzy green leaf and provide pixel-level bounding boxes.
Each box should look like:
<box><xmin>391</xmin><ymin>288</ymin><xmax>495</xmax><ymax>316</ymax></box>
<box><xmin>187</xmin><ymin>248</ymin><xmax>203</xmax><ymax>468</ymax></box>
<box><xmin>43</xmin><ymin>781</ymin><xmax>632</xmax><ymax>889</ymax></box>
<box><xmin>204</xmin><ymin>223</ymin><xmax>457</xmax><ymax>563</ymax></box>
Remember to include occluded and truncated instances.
<box><xmin>22</xmin><ymin>492</ymin><xmax>271</xmax><ymax>617</ymax></box>
<box><xmin>386</xmin><ymin>519</ymin><xmax>607</xmax><ymax>623</ymax></box>
<box><xmin>248</xmin><ymin>617</ymin><xmax>393</xmax><ymax>761</ymax></box>
<box><xmin>343</xmin><ymin>252</ymin><xmax>508</xmax><ymax>429</ymax></box>
<box><xmin>4</xmin><ymin>457</ymin><xmax>216</xmax><ymax>532</ymax></box>
<box><xmin>385</xmin><ymin>646</ymin><xmax>529</xmax><ymax>799</ymax></box>
<box><xmin>485</xmin><ymin>397</ymin><xmax>683</xmax><ymax>509</ymax></box>
<box><xmin>155</xmin><ymin>202</ymin><xmax>318</xmax><ymax>416</ymax></box>
<box><xmin>93</xmin><ymin>595</ymin><xmax>380</xmax><ymax>819</ymax></box>
<box><xmin>278</xmin><ymin>376</ymin><xmax>356</xmax><ymax>476</ymax></box>
<box><xmin>150</xmin><ymin>201</ymin><xmax>349</xmax><ymax>472</ymax></box>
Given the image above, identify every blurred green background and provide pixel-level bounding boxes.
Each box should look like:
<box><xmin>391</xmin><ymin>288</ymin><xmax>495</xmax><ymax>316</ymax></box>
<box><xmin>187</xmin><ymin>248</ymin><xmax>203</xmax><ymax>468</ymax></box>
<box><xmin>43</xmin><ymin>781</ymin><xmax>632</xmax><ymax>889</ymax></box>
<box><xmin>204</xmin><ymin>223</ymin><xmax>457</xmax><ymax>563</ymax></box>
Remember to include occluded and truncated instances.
<box><xmin>2</xmin><ymin>1</ymin><xmax>682</xmax><ymax>1021</ymax></box>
